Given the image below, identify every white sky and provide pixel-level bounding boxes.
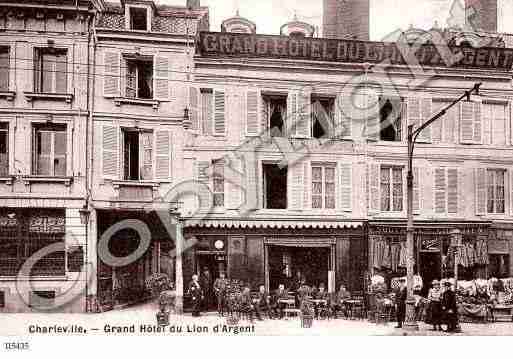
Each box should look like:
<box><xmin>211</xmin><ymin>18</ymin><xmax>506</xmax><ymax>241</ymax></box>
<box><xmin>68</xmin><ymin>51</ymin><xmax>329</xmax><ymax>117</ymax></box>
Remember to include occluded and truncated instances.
<box><xmin>159</xmin><ymin>0</ymin><xmax>513</xmax><ymax>39</ymax></box>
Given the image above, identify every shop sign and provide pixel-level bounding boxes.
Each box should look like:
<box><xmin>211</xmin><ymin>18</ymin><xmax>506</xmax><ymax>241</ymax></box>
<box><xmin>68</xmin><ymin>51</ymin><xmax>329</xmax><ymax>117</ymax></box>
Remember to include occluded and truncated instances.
<box><xmin>198</xmin><ymin>32</ymin><xmax>513</xmax><ymax>71</ymax></box>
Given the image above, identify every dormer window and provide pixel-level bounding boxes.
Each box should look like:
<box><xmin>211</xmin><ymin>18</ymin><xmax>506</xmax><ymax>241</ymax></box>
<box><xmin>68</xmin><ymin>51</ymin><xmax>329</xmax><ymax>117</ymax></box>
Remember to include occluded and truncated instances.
<box><xmin>127</xmin><ymin>6</ymin><xmax>150</xmax><ymax>31</ymax></box>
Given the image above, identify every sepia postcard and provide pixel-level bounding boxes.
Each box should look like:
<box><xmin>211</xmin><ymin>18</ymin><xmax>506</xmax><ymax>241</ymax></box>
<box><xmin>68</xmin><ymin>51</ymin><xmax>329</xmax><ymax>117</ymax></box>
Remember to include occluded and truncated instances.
<box><xmin>1</xmin><ymin>0</ymin><xmax>513</xmax><ymax>353</ymax></box>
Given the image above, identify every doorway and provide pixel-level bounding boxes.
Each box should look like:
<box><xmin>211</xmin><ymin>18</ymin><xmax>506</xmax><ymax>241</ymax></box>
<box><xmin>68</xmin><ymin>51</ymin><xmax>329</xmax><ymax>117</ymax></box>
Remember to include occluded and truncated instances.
<box><xmin>195</xmin><ymin>252</ymin><xmax>226</xmax><ymax>311</ymax></box>
<box><xmin>419</xmin><ymin>251</ymin><xmax>441</xmax><ymax>297</ymax></box>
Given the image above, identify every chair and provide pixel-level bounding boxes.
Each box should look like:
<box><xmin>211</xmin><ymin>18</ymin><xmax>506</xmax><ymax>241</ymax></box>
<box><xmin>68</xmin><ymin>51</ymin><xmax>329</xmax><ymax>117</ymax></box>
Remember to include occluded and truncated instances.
<box><xmin>349</xmin><ymin>295</ymin><xmax>366</xmax><ymax>320</ymax></box>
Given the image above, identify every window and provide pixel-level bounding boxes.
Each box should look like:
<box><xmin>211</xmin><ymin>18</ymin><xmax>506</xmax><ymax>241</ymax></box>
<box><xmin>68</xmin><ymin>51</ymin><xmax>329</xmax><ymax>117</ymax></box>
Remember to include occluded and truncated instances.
<box><xmin>0</xmin><ymin>209</ymin><xmax>65</xmax><ymax>277</ymax></box>
<box><xmin>487</xmin><ymin>169</ymin><xmax>505</xmax><ymax>214</ymax></box>
<box><xmin>379</xmin><ymin>97</ymin><xmax>402</xmax><ymax>141</ymax></box>
<box><xmin>311</xmin><ymin>164</ymin><xmax>336</xmax><ymax>209</ymax></box>
<box><xmin>380</xmin><ymin>166</ymin><xmax>403</xmax><ymax>211</ymax></box>
<box><xmin>311</xmin><ymin>97</ymin><xmax>334</xmax><ymax>139</ymax></box>
<box><xmin>200</xmin><ymin>89</ymin><xmax>213</xmax><ymax>134</ymax></box>
<box><xmin>122</xmin><ymin>129</ymin><xmax>153</xmax><ymax>181</ymax></box>
<box><xmin>125</xmin><ymin>57</ymin><xmax>153</xmax><ymax>99</ymax></box>
<box><xmin>264</xmin><ymin>96</ymin><xmax>287</xmax><ymax>137</ymax></box>
<box><xmin>0</xmin><ymin>46</ymin><xmax>9</xmax><ymax>91</ymax></box>
<box><xmin>129</xmin><ymin>7</ymin><xmax>149</xmax><ymax>31</ymax></box>
<box><xmin>212</xmin><ymin>159</ymin><xmax>224</xmax><ymax>207</ymax></box>
<box><xmin>432</xmin><ymin>100</ymin><xmax>457</xmax><ymax>144</ymax></box>
<box><xmin>483</xmin><ymin>103</ymin><xmax>508</xmax><ymax>146</ymax></box>
<box><xmin>34</xmin><ymin>48</ymin><xmax>67</xmax><ymax>93</ymax></box>
<box><xmin>263</xmin><ymin>163</ymin><xmax>287</xmax><ymax>209</ymax></box>
<box><xmin>32</xmin><ymin>124</ymin><xmax>67</xmax><ymax>177</ymax></box>
<box><xmin>0</xmin><ymin>291</ymin><xmax>4</xmax><ymax>308</ymax></box>
<box><xmin>0</xmin><ymin>123</ymin><xmax>7</xmax><ymax>176</ymax></box>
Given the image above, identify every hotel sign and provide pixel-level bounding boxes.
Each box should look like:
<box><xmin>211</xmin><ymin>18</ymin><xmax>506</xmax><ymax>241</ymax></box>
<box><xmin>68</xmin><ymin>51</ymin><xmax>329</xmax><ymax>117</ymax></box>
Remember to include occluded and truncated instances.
<box><xmin>197</xmin><ymin>32</ymin><xmax>513</xmax><ymax>71</ymax></box>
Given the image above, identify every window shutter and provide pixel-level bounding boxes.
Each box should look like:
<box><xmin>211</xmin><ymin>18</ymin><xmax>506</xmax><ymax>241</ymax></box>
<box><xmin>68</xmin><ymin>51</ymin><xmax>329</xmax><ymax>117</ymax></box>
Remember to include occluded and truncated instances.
<box><xmin>413</xmin><ymin>167</ymin><xmax>420</xmax><ymax>212</ymax></box>
<box><xmin>303</xmin><ymin>161</ymin><xmax>310</xmax><ymax>210</ymax></box>
<box><xmin>461</xmin><ymin>101</ymin><xmax>481</xmax><ymax>144</ymax></box>
<box><xmin>195</xmin><ymin>160</ymin><xmax>211</xmax><ymax>212</ymax></box>
<box><xmin>213</xmin><ymin>89</ymin><xmax>226</xmax><ymax>135</ymax></box>
<box><xmin>155</xmin><ymin>130</ymin><xmax>172</xmax><ymax>180</ymax></box>
<box><xmin>366</xmin><ymin>90</ymin><xmax>380</xmax><ymax>141</ymax></box>
<box><xmin>103</xmin><ymin>52</ymin><xmax>120</xmax><ymax>97</ymax></box>
<box><xmin>434</xmin><ymin>168</ymin><xmax>446</xmax><ymax>214</ymax></box>
<box><xmin>153</xmin><ymin>55</ymin><xmax>169</xmax><ymax>100</ymax></box>
<box><xmin>475</xmin><ymin>168</ymin><xmax>487</xmax><ymax>215</ymax></box>
<box><xmin>261</xmin><ymin>97</ymin><xmax>269</xmax><ymax>133</ymax></box>
<box><xmin>369</xmin><ymin>163</ymin><xmax>380</xmax><ymax>213</ymax></box>
<box><xmin>140</xmin><ymin>131</ymin><xmax>154</xmax><ymax>180</ymax></box>
<box><xmin>407</xmin><ymin>97</ymin><xmax>421</xmax><ymax>133</ymax></box>
<box><xmin>447</xmin><ymin>168</ymin><xmax>458</xmax><ymax>214</ymax></box>
<box><xmin>226</xmin><ymin>157</ymin><xmax>242</xmax><ymax>210</ymax></box>
<box><xmin>419</xmin><ymin>98</ymin><xmax>432</xmax><ymax>142</ymax></box>
<box><xmin>246</xmin><ymin>90</ymin><xmax>260</xmax><ymax>136</ymax></box>
<box><xmin>339</xmin><ymin>163</ymin><xmax>352</xmax><ymax>211</ymax></box>
<box><xmin>287</xmin><ymin>91</ymin><xmax>298</xmax><ymax>137</ymax></box>
<box><xmin>335</xmin><ymin>94</ymin><xmax>352</xmax><ymax>139</ymax></box>
<box><xmin>296</xmin><ymin>90</ymin><xmax>311</xmax><ymax>138</ymax></box>
<box><xmin>102</xmin><ymin>125</ymin><xmax>119</xmax><ymax>179</ymax></box>
<box><xmin>510</xmin><ymin>169</ymin><xmax>513</xmax><ymax>216</ymax></box>
<box><xmin>188</xmin><ymin>86</ymin><xmax>200</xmax><ymax>132</ymax></box>
<box><xmin>288</xmin><ymin>162</ymin><xmax>303</xmax><ymax>210</ymax></box>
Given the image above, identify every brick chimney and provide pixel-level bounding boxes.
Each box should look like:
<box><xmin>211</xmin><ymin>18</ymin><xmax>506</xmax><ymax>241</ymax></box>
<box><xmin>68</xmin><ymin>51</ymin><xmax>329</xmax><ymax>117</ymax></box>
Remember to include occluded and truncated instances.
<box><xmin>465</xmin><ymin>0</ymin><xmax>497</xmax><ymax>33</ymax></box>
<box><xmin>187</xmin><ymin>0</ymin><xmax>200</xmax><ymax>9</ymax></box>
<box><xmin>323</xmin><ymin>0</ymin><xmax>370</xmax><ymax>40</ymax></box>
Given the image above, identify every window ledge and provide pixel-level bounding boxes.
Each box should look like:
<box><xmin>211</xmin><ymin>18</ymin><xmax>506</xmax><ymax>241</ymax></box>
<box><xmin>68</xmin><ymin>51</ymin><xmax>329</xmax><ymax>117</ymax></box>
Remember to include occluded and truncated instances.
<box><xmin>0</xmin><ymin>176</ymin><xmax>15</xmax><ymax>185</ymax></box>
<box><xmin>24</xmin><ymin>92</ymin><xmax>73</xmax><ymax>103</ymax></box>
<box><xmin>0</xmin><ymin>91</ymin><xmax>15</xmax><ymax>101</ymax></box>
<box><xmin>112</xmin><ymin>180</ymin><xmax>160</xmax><ymax>189</ymax></box>
<box><xmin>114</xmin><ymin>97</ymin><xmax>160</xmax><ymax>109</ymax></box>
<box><xmin>23</xmin><ymin>176</ymin><xmax>73</xmax><ymax>187</ymax></box>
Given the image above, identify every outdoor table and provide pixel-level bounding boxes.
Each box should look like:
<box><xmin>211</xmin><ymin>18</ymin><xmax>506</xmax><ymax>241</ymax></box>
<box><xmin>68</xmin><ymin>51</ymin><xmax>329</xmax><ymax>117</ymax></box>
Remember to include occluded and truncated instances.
<box><xmin>311</xmin><ymin>299</ymin><xmax>328</xmax><ymax>305</ymax></box>
<box><xmin>343</xmin><ymin>299</ymin><xmax>364</xmax><ymax>319</ymax></box>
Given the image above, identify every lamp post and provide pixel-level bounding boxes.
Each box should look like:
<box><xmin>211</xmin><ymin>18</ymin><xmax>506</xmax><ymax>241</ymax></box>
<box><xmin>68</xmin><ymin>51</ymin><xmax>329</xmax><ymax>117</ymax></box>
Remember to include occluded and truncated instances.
<box><xmin>403</xmin><ymin>83</ymin><xmax>481</xmax><ymax>331</ymax></box>
<box><xmin>450</xmin><ymin>228</ymin><xmax>463</xmax><ymax>333</ymax></box>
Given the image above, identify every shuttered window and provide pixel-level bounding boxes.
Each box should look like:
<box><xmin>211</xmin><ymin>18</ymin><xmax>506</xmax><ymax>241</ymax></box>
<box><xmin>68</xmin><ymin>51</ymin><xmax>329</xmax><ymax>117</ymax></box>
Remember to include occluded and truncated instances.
<box><xmin>246</xmin><ymin>90</ymin><xmax>260</xmax><ymax>136</ymax></box>
<box><xmin>122</xmin><ymin>129</ymin><xmax>156</xmax><ymax>181</ymax></box>
<box><xmin>311</xmin><ymin>164</ymin><xmax>336</xmax><ymax>209</ymax></box>
<box><xmin>407</xmin><ymin>97</ymin><xmax>432</xmax><ymax>143</ymax></box>
<box><xmin>199</xmin><ymin>88</ymin><xmax>225</xmax><ymax>136</ymax></box>
<box><xmin>380</xmin><ymin>166</ymin><xmax>403</xmax><ymax>212</ymax></box>
<box><xmin>434</xmin><ymin>167</ymin><xmax>458</xmax><ymax>214</ymax></box>
<box><xmin>0</xmin><ymin>46</ymin><xmax>9</xmax><ymax>92</ymax></box>
<box><xmin>431</xmin><ymin>100</ymin><xmax>458</xmax><ymax>144</ymax></box>
<box><xmin>212</xmin><ymin>159</ymin><xmax>225</xmax><ymax>207</ymax></box>
<box><xmin>487</xmin><ymin>169</ymin><xmax>505</xmax><ymax>214</ymax></box>
<box><xmin>482</xmin><ymin>102</ymin><xmax>507</xmax><ymax>146</ymax></box>
<box><xmin>460</xmin><ymin>101</ymin><xmax>482</xmax><ymax>144</ymax></box>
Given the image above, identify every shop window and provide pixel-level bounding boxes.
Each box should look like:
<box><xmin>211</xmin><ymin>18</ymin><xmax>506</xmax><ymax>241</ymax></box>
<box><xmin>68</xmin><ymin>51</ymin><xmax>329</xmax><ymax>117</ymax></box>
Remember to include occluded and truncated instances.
<box><xmin>32</xmin><ymin>124</ymin><xmax>67</xmax><ymax>177</ymax></box>
<box><xmin>0</xmin><ymin>46</ymin><xmax>9</xmax><ymax>91</ymax></box>
<box><xmin>0</xmin><ymin>209</ymin><xmax>65</xmax><ymax>277</ymax></box>
<box><xmin>129</xmin><ymin>7</ymin><xmax>149</xmax><ymax>31</ymax></box>
<box><xmin>122</xmin><ymin>129</ymin><xmax>153</xmax><ymax>181</ymax></box>
<box><xmin>482</xmin><ymin>102</ymin><xmax>508</xmax><ymax>146</ymax></box>
<box><xmin>487</xmin><ymin>169</ymin><xmax>505</xmax><ymax>214</ymax></box>
<box><xmin>264</xmin><ymin>96</ymin><xmax>287</xmax><ymax>137</ymax></box>
<box><xmin>125</xmin><ymin>57</ymin><xmax>153</xmax><ymax>99</ymax></box>
<box><xmin>263</xmin><ymin>163</ymin><xmax>287</xmax><ymax>209</ymax></box>
<box><xmin>489</xmin><ymin>254</ymin><xmax>510</xmax><ymax>278</ymax></box>
<box><xmin>0</xmin><ymin>123</ymin><xmax>7</xmax><ymax>176</ymax></box>
<box><xmin>311</xmin><ymin>164</ymin><xmax>336</xmax><ymax>209</ymax></box>
<box><xmin>212</xmin><ymin>159</ymin><xmax>225</xmax><ymax>207</ymax></box>
<box><xmin>34</xmin><ymin>48</ymin><xmax>67</xmax><ymax>93</ymax></box>
<box><xmin>379</xmin><ymin>97</ymin><xmax>402</xmax><ymax>141</ymax></box>
<box><xmin>381</xmin><ymin>166</ymin><xmax>403</xmax><ymax>211</ymax></box>
<box><xmin>311</xmin><ymin>97</ymin><xmax>334</xmax><ymax>139</ymax></box>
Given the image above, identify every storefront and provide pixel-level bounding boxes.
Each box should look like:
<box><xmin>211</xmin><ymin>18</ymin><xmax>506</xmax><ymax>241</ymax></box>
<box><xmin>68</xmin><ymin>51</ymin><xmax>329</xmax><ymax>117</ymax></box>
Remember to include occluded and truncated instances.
<box><xmin>369</xmin><ymin>221</ymin><xmax>492</xmax><ymax>296</ymax></box>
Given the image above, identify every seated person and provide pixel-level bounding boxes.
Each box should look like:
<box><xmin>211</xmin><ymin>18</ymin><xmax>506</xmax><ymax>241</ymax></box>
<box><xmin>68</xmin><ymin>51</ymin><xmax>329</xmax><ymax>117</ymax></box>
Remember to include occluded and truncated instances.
<box><xmin>296</xmin><ymin>279</ymin><xmax>311</xmax><ymax>307</ymax></box>
<box><xmin>313</xmin><ymin>283</ymin><xmax>329</xmax><ymax>318</ymax></box>
<box><xmin>239</xmin><ymin>286</ymin><xmax>262</xmax><ymax>322</ymax></box>
<box><xmin>271</xmin><ymin>284</ymin><xmax>289</xmax><ymax>319</ymax></box>
<box><xmin>331</xmin><ymin>284</ymin><xmax>351</xmax><ymax>317</ymax></box>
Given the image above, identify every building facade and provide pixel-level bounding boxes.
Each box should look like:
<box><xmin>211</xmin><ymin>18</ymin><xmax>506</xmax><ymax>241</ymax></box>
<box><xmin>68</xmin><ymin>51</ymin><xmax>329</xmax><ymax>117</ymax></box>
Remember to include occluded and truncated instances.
<box><xmin>0</xmin><ymin>0</ymin><xmax>97</xmax><ymax>312</ymax></box>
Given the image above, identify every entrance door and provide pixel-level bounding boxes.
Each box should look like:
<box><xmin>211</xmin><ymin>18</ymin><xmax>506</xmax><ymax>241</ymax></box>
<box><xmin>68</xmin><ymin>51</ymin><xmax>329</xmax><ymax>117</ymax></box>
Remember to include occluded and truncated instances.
<box><xmin>420</xmin><ymin>251</ymin><xmax>441</xmax><ymax>297</ymax></box>
<box><xmin>195</xmin><ymin>253</ymin><xmax>226</xmax><ymax>311</ymax></box>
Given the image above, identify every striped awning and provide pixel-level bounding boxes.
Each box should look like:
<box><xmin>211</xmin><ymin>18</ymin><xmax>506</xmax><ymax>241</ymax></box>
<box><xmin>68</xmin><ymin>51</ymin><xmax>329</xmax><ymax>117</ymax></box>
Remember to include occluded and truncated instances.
<box><xmin>184</xmin><ymin>218</ymin><xmax>363</xmax><ymax>229</ymax></box>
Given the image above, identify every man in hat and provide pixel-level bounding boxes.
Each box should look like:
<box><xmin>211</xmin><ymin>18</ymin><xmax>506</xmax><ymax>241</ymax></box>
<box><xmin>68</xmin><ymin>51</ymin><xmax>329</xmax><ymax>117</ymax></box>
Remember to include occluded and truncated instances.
<box><xmin>188</xmin><ymin>274</ymin><xmax>203</xmax><ymax>317</ymax></box>
<box><xmin>213</xmin><ymin>271</ymin><xmax>229</xmax><ymax>316</ymax></box>
<box><xmin>200</xmin><ymin>267</ymin><xmax>212</xmax><ymax>311</ymax></box>
<box><xmin>442</xmin><ymin>281</ymin><xmax>458</xmax><ymax>332</ymax></box>
<box><xmin>395</xmin><ymin>278</ymin><xmax>407</xmax><ymax>328</ymax></box>
<box><xmin>428</xmin><ymin>280</ymin><xmax>443</xmax><ymax>331</ymax></box>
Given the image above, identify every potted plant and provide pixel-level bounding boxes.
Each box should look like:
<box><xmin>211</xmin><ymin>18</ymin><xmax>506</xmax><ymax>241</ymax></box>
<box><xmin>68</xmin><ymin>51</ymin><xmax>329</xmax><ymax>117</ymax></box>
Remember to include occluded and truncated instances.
<box><xmin>300</xmin><ymin>299</ymin><xmax>315</xmax><ymax>328</ymax></box>
<box><xmin>145</xmin><ymin>273</ymin><xmax>174</xmax><ymax>326</ymax></box>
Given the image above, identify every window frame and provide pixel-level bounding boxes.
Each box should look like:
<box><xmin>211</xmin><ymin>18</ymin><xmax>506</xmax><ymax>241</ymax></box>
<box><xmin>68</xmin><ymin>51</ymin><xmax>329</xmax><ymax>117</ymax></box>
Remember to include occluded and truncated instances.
<box><xmin>212</xmin><ymin>159</ymin><xmax>225</xmax><ymax>208</ymax></box>
<box><xmin>263</xmin><ymin>95</ymin><xmax>287</xmax><ymax>138</ymax></box>
<box><xmin>378</xmin><ymin>96</ymin><xmax>403</xmax><ymax>142</ymax></box>
<box><xmin>121</xmin><ymin>127</ymin><xmax>154</xmax><ymax>181</ymax></box>
<box><xmin>0</xmin><ymin>122</ymin><xmax>8</xmax><ymax>177</ymax></box>
<box><xmin>482</xmin><ymin>101</ymin><xmax>508</xmax><ymax>146</ymax></box>
<box><xmin>32</xmin><ymin>124</ymin><xmax>67</xmax><ymax>177</ymax></box>
<box><xmin>124</xmin><ymin>56</ymin><xmax>153</xmax><ymax>100</ymax></box>
<box><xmin>311</xmin><ymin>96</ymin><xmax>335</xmax><ymax>139</ymax></box>
<box><xmin>311</xmin><ymin>163</ymin><xmax>336</xmax><ymax>209</ymax></box>
<box><xmin>0</xmin><ymin>45</ymin><xmax>10</xmax><ymax>92</ymax></box>
<box><xmin>486</xmin><ymin>168</ymin><xmax>506</xmax><ymax>214</ymax></box>
<box><xmin>262</xmin><ymin>162</ymin><xmax>288</xmax><ymax>210</ymax></box>
<box><xmin>126</xmin><ymin>4</ymin><xmax>151</xmax><ymax>32</ymax></box>
<box><xmin>380</xmin><ymin>165</ymin><xmax>404</xmax><ymax>212</ymax></box>
<box><xmin>33</xmin><ymin>47</ymin><xmax>68</xmax><ymax>94</ymax></box>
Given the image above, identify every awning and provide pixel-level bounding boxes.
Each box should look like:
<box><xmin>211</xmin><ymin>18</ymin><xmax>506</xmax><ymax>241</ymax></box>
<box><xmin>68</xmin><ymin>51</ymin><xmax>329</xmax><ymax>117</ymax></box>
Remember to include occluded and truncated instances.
<box><xmin>184</xmin><ymin>218</ymin><xmax>363</xmax><ymax>230</ymax></box>
<box><xmin>264</xmin><ymin>237</ymin><xmax>336</xmax><ymax>247</ymax></box>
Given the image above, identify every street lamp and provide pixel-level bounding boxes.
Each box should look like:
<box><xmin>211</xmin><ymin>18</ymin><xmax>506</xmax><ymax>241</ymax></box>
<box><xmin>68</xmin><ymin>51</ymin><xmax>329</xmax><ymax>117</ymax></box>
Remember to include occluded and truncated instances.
<box><xmin>450</xmin><ymin>228</ymin><xmax>463</xmax><ymax>333</ymax></box>
<box><xmin>403</xmin><ymin>82</ymin><xmax>481</xmax><ymax>331</ymax></box>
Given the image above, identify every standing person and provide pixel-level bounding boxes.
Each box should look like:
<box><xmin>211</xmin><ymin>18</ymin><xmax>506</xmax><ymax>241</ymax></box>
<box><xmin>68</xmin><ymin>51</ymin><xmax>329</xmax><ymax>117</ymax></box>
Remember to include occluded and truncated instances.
<box><xmin>442</xmin><ymin>281</ymin><xmax>458</xmax><ymax>332</ymax></box>
<box><xmin>395</xmin><ymin>278</ymin><xmax>407</xmax><ymax>328</ymax></box>
<box><xmin>428</xmin><ymin>280</ymin><xmax>443</xmax><ymax>331</ymax></box>
<box><xmin>240</xmin><ymin>286</ymin><xmax>262</xmax><ymax>322</ymax></box>
<box><xmin>200</xmin><ymin>267</ymin><xmax>212</xmax><ymax>311</ymax></box>
<box><xmin>272</xmin><ymin>284</ymin><xmax>288</xmax><ymax>319</ymax></box>
<box><xmin>255</xmin><ymin>284</ymin><xmax>270</xmax><ymax>319</ymax></box>
<box><xmin>213</xmin><ymin>271</ymin><xmax>229</xmax><ymax>316</ymax></box>
<box><xmin>188</xmin><ymin>274</ymin><xmax>203</xmax><ymax>317</ymax></box>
